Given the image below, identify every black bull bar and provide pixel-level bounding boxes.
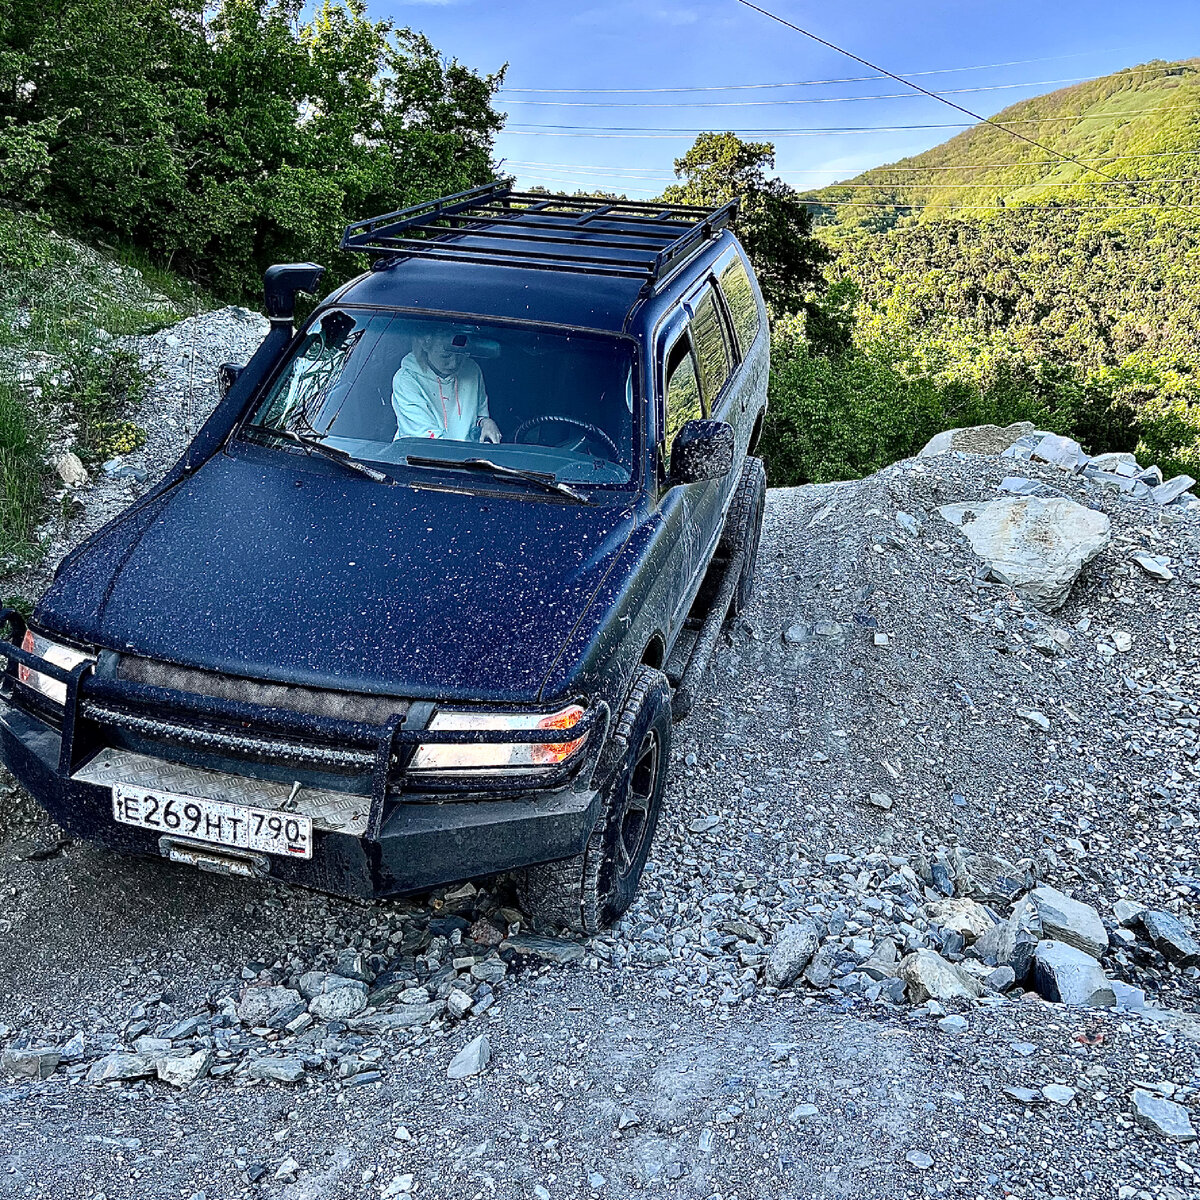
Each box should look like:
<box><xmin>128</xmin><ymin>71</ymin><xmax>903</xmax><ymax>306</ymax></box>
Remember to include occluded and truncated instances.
<box><xmin>0</xmin><ymin>609</ymin><xmax>608</xmax><ymax>844</ymax></box>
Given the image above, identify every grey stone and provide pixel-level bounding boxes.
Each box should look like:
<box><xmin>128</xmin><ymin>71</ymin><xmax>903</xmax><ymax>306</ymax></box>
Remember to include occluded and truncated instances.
<box><xmin>895</xmin><ymin>511</ymin><xmax>921</xmax><ymax>536</ymax></box>
<box><xmin>246</xmin><ymin>1056</ymin><xmax>305</xmax><ymax>1083</ymax></box>
<box><xmin>156</xmin><ymin>1050</ymin><xmax>212</xmax><ymax>1088</ymax></box>
<box><xmin>2</xmin><ymin>1047</ymin><xmax>59</xmax><ymax>1080</ymax></box>
<box><xmin>1031</xmin><ymin>433</ymin><xmax>1087</xmax><ymax>471</ymax></box>
<box><xmin>335</xmin><ymin>950</ymin><xmax>374</xmax><ymax>983</ymax></box>
<box><xmin>1132</xmin><ymin>554</ymin><xmax>1174</xmax><ymax>582</ymax></box>
<box><xmin>447</xmin><ymin>1034</ymin><xmax>490</xmax><ymax>1080</ymax></box>
<box><xmin>984</xmin><ymin>965</ymin><xmax>1017</xmax><ymax>992</ymax></box>
<box><xmin>470</xmin><ymin>959</ymin><xmax>507</xmax><ymax>984</ymax></box>
<box><xmin>298</xmin><ymin>971</ymin><xmax>365</xmax><ymax>1001</ymax></box>
<box><xmin>347</xmin><ymin>1003</ymin><xmax>444</xmax><ymax>1033</ymax></box>
<box><xmin>236</xmin><ymin>985</ymin><xmax>305</xmax><ymax>1029</ymax></box>
<box><xmin>446</xmin><ymin>989</ymin><xmax>473</xmax><ymax>1019</ymax></box>
<box><xmin>1152</xmin><ymin>475</ymin><xmax>1196</xmax><ymax>505</ymax></box>
<box><xmin>764</xmin><ymin>920</ymin><xmax>820</xmax><ymax>988</ymax></box>
<box><xmin>1132</xmin><ymin>1088</ymin><xmax>1198</xmax><ymax>1142</ymax></box>
<box><xmin>1113</xmin><ymin>898</ymin><xmax>1147</xmax><ymax>928</ymax></box>
<box><xmin>859</xmin><ymin>936</ymin><xmax>900</xmax><ymax>980</ymax></box>
<box><xmin>905</xmin><ymin>1150</ymin><xmax>934</xmax><ymax>1170</ymax></box>
<box><xmin>918</xmin><ymin>422</ymin><xmax>1034</xmax><ymax>457</ymax></box>
<box><xmin>957</xmin><ymin>853</ymin><xmax>1032</xmax><ymax>904</ymax></box>
<box><xmin>940</xmin><ymin>496</ymin><xmax>1111</xmax><ymax>611</ymax></box>
<box><xmin>133</xmin><ymin>1036</ymin><xmax>171</xmax><ymax>1057</ymax></box>
<box><xmin>789</xmin><ymin>1103</ymin><xmax>820</xmax><ymax>1122</ymax></box>
<box><xmin>1042</xmin><ymin>1084</ymin><xmax>1076</xmax><ymax>1105</ymax></box>
<box><xmin>1029</xmin><ymin>885</ymin><xmax>1108</xmax><ymax>957</ymax></box>
<box><xmin>937</xmin><ymin>1015</ymin><xmax>968</xmax><ymax>1033</ymax></box>
<box><xmin>1033</xmin><ymin>940</ymin><xmax>1115</xmax><ymax>1007</ymax></box>
<box><xmin>1003</xmin><ymin>1086</ymin><xmax>1043</xmax><ymax>1104</ymax></box>
<box><xmin>87</xmin><ymin>1052</ymin><xmax>155</xmax><ymax>1084</ymax></box>
<box><xmin>501</xmin><ymin>934</ymin><xmax>585</xmax><ymax>965</ymax></box>
<box><xmin>1110</xmin><ymin>980</ymin><xmax>1146</xmax><ymax>1010</ymax></box>
<box><xmin>163</xmin><ymin>1015</ymin><xmax>204</xmax><ymax>1041</ymax></box>
<box><xmin>309</xmin><ymin>986</ymin><xmax>368</xmax><ymax>1022</ymax></box>
<box><xmin>926</xmin><ymin>898</ymin><xmax>995</xmax><ymax>943</ymax></box>
<box><xmin>898</xmin><ymin>949</ymin><xmax>984</xmax><ymax>1003</ymax></box>
<box><xmin>1141</xmin><ymin>910</ymin><xmax>1200</xmax><ymax>967</ymax></box>
<box><xmin>54</xmin><ymin>452</ymin><xmax>88</xmax><ymax>487</ymax></box>
<box><xmin>58</xmin><ymin>1033</ymin><xmax>86</xmax><ymax>1062</ymax></box>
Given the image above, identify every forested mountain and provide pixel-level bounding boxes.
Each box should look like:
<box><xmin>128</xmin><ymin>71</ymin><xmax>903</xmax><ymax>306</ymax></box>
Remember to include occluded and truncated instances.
<box><xmin>808</xmin><ymin>60</ymin><xmax>1200</xmax><ymax>233</ymax></box>
<box><xmin>752</xmin><ymin>61</ymin><xmax>1200</xmax><ymax>486</ymax></box>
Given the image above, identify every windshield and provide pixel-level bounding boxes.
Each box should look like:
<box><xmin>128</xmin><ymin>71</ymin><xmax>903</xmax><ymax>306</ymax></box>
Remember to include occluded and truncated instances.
<box><xmin>247</xmin><ymin>309</ymin><xmax>637</xmax><ymax>487</ymax></box>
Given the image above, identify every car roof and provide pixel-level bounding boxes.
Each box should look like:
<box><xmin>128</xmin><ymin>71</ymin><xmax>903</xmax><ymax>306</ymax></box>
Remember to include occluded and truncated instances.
<box><xmin>329</xmin><ymin>184</ymin><xmax>742</xmax><ymax>334</ymax></box>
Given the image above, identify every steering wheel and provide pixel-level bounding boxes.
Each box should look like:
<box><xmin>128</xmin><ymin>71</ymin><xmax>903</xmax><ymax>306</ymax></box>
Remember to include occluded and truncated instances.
<box><xmin>513</xmin><ymin>414</ymin><xmax>620</xmax><ymax>462</ymax></box>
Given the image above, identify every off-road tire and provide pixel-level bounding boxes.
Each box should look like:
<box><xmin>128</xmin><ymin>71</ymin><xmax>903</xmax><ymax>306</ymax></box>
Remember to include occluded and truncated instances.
<box><xmin>718</xmin><ymin>456</ymin><xmax>766</xmax><ymax>617</ymax></box>
<box><xmin>516</xmin><ymin>666</ymin><xmax>673</xmax><ymax>934</ymax></box>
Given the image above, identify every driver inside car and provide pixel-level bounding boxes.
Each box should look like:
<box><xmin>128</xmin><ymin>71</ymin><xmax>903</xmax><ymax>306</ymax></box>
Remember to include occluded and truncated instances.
<box><xmin>391</xmin><ymin>326</ymin><xmax>502</xmax><ymax>444</ymax></box>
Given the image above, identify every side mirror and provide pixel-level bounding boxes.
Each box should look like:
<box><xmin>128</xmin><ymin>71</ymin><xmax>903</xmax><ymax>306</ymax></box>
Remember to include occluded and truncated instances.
<box><xmin>669</xmin><ymin>419</ymin><xmax>735</xmax><ymax>485</ymax></box>
<box><xmin>263</xmin><ymin>262</ymin><xmax>325</xmax><ymax>325</ymax></box>
<box><xmin>217</xmin><ymin>363</ymin><xmax>244</xmax><ymax>399</ymax></box>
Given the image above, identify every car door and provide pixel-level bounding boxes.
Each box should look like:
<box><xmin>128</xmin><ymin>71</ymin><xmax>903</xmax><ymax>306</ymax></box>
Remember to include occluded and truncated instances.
<box><xmin>683</xmin><ymin>279</ymin><xmax>739</xmax><ymax>566</ymax></box>
<box><xmin>657</xmin><ymin>324</ymin><xmax>708</xmax><ymax>633</ymax></box>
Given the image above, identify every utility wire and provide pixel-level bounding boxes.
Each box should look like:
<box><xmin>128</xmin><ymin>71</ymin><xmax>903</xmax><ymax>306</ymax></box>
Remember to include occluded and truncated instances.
<box><xmin>503</xmin><ymin>149</ymin><xmax>1200</xmax><ymax>177</ymax></box>
<box><xmin>497</xmin><ymin>49</ymin><xmax>1128</xmax><ymax>93</ymax></box>
<box><xmin>506</xmin><ymin>108</ymin><xmax>1168</xmax><ymax>136</ymax></box>
<box><xmin>500</xmin><ymin>76</ymin><xmax>1096</xmax><ymax>108</ymax></box>
<box><xmin>734</xmin><ymin>0</ymin><xmax>1166</xmax><ymax>200</ymax></box>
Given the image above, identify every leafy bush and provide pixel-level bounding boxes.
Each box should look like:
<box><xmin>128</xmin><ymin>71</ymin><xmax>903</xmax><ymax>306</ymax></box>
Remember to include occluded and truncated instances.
<box><xmin>42</xmin><ymin>348</ymin><xmax>148</xmax><ymax>462</ymax></box>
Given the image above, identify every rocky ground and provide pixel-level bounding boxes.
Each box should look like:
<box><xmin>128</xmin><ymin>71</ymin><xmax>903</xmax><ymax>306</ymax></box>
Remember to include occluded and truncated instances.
<box><xmin>1</xmin><ymin>311</ymin><xmax>1199</xmax><ymax>1199</ymax></box>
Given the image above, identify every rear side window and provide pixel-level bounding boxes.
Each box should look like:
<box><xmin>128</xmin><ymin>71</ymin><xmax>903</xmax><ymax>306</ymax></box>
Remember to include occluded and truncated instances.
<box><xmin>719</xmin><ymin>258</ymin><xmax>760</xmax><ymax>357</ymax></box>
<box><xmin>690</xmin><ymin>286</ymin><xmax>732</xmax><ymax>407</ymax></box>
<box><xmin>664</xmin><ymin>335</ymin><xmax>702</xmax><ymax>445</ymax></box>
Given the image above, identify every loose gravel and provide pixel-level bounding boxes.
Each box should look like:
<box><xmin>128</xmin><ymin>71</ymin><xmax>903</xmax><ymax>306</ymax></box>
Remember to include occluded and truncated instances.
<box><xmin>1</xmin><ymin>308</ymin><xmax>1199</xmax><ymax>1199</ymax></box>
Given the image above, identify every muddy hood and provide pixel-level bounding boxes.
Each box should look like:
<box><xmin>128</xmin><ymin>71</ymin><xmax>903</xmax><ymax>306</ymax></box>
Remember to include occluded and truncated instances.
<box><xmin>36</xmin><ymin>447</ymin><xmax>636</xmax><ymax>702</ymax></box>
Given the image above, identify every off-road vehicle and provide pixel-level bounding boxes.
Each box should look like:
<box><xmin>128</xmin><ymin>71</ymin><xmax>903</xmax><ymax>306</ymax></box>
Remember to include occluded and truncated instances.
<box><xmin>0</xmin><ymin>183</ymin><xmax>768</xmax><ymax>930</ymax></box>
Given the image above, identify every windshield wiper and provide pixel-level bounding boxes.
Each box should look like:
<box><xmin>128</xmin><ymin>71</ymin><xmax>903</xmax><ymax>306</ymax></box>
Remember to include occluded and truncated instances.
<box><xmin>405</xmin><ymin>455</ymin><xmax>589</xmax><ymax>504</ymax></box>
<box><xmin>243</xmin><ymin>424</ymin><xmax>393</xmax><ymax>485</ymax></box>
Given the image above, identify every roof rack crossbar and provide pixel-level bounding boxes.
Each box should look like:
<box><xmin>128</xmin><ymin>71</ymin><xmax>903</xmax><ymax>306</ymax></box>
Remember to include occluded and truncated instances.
<box><xmin>341</xmin><ymin>183</ymin><xmax>740</xmax><ymax>287</ymax></box>
<box><xmin>389</xmin><ymin>208</ymin><xmax>689</xmax><ymax>250</ymax></box>
<box><xmin>364</xmin><ymin>234</ymin><xmax>658</xmax><ymax>273</ymax></box>
<box><xmin>370</xmin><ymin>243</ymin><xmax>654</xmax><ymax>280</ymax></box>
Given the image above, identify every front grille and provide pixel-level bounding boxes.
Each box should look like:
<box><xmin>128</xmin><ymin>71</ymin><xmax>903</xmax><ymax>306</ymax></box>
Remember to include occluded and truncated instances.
<box><xmin>115</xmin><ymin>655</ymin><xmax>408</xmax><ymax>726</ymax></box>
<box><xmin>81</xmin><ymin>702</ymin><xmax>377</xmax><ymax>770</ymax></box>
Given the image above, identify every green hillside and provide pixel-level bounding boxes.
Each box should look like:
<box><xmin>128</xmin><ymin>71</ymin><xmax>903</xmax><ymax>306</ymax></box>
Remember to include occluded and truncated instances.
<box><xmin>755</xmin><ymin>62</ymin><xmax>1200</xmax><ymax>486</ymax></box>
<box><xmin>809</xmin><ymin>60</ymin><xmax>1200</xmax><ymax>233</ymax></box>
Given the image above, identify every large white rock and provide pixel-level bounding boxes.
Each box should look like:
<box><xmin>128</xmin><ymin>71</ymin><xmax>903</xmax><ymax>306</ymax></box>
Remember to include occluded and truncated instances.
<box><xmin>764</xmin><ymin>919</ymin><xmax>820</xmax><ymax>987</ymax></box>
<box><xmin>939</xmin><ymin>497</ymin><xmax>1110</xmax><ymax>611</ymax></box>
<box><xmin>926</xmin><ymin>899</ymin><xmax>995</xmax><ymax>944</ymax></box>
<box><xmin>898</xmin><ymin>949</ymin><xmax>983</xmax><ymax>1003</ymax></box>
<box><xmin>1029</xmin><ymin>886</ymin><xmax>1108</xmax><ymax>958</ymax></box>
<box><xmin>918</xmin><ymin>422</ymin><xmax>1035</xmax><ymax>457</ymax></box>
<box><xmin>1033</xmin><ymin>940</ymin><xmax>1115</xmax><ymax>1007</ymax></box>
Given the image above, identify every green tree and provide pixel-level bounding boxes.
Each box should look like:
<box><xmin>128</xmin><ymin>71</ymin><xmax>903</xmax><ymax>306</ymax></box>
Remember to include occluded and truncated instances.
<box><xmin>662</xmin><ymin>131</ymin><xmax>832</xmax><ymax>317</ymax></box>
<box><xmin>0</xmin><ymin>0</ymin><xmax>506</xmax><ymax>296</ymax></box>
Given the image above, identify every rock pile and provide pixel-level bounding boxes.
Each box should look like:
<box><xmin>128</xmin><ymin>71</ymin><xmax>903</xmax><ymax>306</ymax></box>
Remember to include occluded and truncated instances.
<box><xmin>0</xmin><ymin>881</ymin><xmax>582</xmax><ymax>1092</ymax></box>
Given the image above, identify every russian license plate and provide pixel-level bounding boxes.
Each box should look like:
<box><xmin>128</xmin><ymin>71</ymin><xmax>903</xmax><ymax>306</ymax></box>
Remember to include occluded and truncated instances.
<box><xmin>112</xmin><ymin>784</ymin><xmax>313</xmax><ymax>859</ymax></box>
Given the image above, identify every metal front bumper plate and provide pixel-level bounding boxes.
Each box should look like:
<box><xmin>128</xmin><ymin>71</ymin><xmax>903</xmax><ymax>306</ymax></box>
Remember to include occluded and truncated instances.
<box><xmin>72</xmin><ymin>748</ymin><xmax>370</xmax><ymax>837</ymax></box>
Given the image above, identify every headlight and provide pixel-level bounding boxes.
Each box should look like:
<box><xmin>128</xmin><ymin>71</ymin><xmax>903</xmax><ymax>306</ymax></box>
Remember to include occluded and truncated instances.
<box><xmin>16</xmin><ymin>630</ymin><xmax>94</xmax><ymax>706</ymax></box>
<box><xmin>409</xmin><ymin>703</ymin><xmax>587</xmax><ymax>774</ymax></box>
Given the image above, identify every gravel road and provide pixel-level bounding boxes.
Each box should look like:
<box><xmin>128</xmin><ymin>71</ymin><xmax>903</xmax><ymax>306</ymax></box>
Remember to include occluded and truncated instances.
<box><xmin>1</xmin><ymin>312</ymin><xmax>1199</xmax><ymax>1200</ymax></box>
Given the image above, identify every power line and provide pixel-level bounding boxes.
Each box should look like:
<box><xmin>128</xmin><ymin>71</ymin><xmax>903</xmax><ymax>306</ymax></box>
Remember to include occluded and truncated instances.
<box><xmin>497</xmin><ymin>49</ymin><xmax>1132</xmax><ymax>94</ymax></box>
<box><xmin>734</xmin><ymin>0</ymin><xmax>1170</xmax><ymax>204</ymax></box>
<box><xmin>506</xmin><ymin>108</ymin><xmax>1168</xmax><ymax>137</ymax></box>
<box><xmin>502</xmin><ymin>149</ymin><xmax>1200</xmax><ymax>177</ymax></box>
<box><xmin>810</xmin><ymin>199</ymin><xmax>1200</xmax><ymax>211</ymax></box>
<box><xmin>499</xmin><ymin>76</ymin><xmax>1097</xmax><ymax>108</ymax></box>
<box><xmin>811</xmin><ymin>175</ymin><xmax>1200</xmax><ymax>190</ymax></box>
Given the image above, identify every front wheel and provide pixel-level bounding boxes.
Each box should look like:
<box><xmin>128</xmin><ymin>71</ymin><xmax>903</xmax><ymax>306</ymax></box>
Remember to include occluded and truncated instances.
<box><xmin>516</xmin><ymin>667</ymin><xmax>672</xmax><ymax>933</ymax></box>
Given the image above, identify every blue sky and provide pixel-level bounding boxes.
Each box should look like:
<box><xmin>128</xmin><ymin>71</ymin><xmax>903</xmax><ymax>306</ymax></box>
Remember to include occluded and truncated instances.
<box><xmin>380</xmin><ymin>0</ymin><xmax>1200</xmax><ymax>196</ymax></box>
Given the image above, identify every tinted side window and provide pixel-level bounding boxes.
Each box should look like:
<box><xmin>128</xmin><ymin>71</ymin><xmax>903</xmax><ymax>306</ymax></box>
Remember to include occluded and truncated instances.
<box><xmin>691</xmin><ymin>286</ymin><xmax>732</xmax><ymax>407</ymax></box>
<box><xmin>719</xmin><ymin>258</ymin><xmax>760</xmax><ymax>357</ymax></box>
<box><xmin>664</xmin><ymin>336</ymin><xmax>702</xmax><ymax>445</ymax></box>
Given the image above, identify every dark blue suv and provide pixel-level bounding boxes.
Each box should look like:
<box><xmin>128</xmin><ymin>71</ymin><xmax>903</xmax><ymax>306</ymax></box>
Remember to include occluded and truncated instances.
<box><xmin>0</xmin><ymin>183</ymin><xmax>768</xmax><ymax>931</ymax></box>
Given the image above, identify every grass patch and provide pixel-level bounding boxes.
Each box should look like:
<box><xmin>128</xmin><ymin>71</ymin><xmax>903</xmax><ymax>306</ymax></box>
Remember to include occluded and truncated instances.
<box><xmin>0</xmin><ymin>377</ymin><xmax>45</xmax><ymax>565</ymax></box>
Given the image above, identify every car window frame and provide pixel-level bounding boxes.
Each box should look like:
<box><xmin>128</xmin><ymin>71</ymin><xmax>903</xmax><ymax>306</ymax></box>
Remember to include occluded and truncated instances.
<box><xmin>234</xmin><ymin>302</ymin><xmax>647</xmax><ymax>495</ymax></box>
<box><xmin>662</xmin><ymin>328</ymin><xmax>705</xmax><ymax>447</ymax></box>
<box><xmin>686</xmin><ymin>279</ymin><xmax>739</xmax><ymax>417</ymax></box>
<box><xmin>715</xmin><ymin>253</ymin><xmax>761</xmax><ymax>362</ymax></box>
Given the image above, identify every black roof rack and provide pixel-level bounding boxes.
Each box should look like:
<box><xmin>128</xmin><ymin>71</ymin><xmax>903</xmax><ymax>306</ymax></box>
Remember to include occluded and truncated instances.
<box><xmin>340</xmin><ymin>182</ymin><xmax>739</xmax><ymax>294</ymax></box>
